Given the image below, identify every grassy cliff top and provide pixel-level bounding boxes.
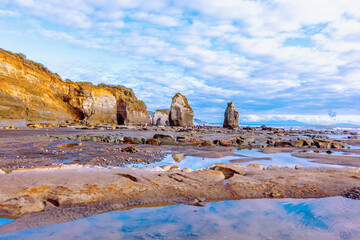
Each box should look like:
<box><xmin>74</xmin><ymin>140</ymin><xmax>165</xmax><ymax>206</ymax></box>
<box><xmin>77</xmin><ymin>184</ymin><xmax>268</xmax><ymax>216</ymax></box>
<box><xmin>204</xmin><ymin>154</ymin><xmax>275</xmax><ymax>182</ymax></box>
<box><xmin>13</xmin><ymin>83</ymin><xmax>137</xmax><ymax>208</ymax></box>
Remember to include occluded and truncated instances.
<box><xmin>172</xmin><ymin>93</ymin><xmax>192</xmax><ymax>111</ymax></box>
<box><xmin>155</xmin><ymin>109</ymin><xmax>170</xmax><ymax>114</ymax></box>
<box><xmin>0</xmin><ymin>48</ymin><xmax>61</xmax><ymax>80</ymax></box>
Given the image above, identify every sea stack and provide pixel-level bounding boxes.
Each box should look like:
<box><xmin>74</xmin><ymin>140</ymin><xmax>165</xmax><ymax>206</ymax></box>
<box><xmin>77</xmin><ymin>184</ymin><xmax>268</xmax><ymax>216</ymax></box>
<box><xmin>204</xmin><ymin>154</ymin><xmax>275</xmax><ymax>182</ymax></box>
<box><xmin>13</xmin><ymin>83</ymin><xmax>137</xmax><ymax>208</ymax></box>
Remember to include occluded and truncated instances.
<box><xmin>223</xmin><ymin>102</ymin><xmax>239</xmax><ymax>129</ymax></box>
<box><xmin>152</xmin><ymin>109</ymin><xmax>170</xmax><ymax>126</ymax></box>
<box><xmin>169</xmin><ymin>93</ymin><xmax>193</xmax><ymax>127</ymax></box>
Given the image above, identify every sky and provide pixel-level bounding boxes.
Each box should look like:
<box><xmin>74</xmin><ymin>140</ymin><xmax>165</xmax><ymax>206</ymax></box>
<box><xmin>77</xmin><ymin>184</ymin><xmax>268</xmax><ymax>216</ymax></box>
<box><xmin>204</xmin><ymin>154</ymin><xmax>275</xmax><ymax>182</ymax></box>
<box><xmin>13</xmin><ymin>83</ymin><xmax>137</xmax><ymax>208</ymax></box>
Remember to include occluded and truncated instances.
<box><xmin>0</xmin><ymin>0</ymin><xmax>360</xmax><ymax>125</ymax></box>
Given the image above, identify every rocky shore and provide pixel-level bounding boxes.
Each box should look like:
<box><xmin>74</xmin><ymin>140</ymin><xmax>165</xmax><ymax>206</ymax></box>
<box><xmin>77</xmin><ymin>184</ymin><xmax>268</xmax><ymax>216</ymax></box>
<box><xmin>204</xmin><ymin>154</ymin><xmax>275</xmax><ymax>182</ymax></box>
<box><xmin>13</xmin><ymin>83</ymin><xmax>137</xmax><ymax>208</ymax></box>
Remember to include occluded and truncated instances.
<box><xmin>1</xmin><ymin>47</ymin><xmax>360</xmax><ymax>236</ymax></box>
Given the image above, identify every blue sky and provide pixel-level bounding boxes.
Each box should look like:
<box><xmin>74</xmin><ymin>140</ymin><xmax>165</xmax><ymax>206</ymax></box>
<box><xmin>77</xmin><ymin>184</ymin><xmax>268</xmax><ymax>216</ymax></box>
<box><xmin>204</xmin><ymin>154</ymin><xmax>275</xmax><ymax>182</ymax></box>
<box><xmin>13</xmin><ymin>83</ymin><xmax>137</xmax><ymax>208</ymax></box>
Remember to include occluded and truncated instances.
<box><xmin>1</xmin><ymin>0</ymin><xmax>360</xmax><ymax>124</ymax></box>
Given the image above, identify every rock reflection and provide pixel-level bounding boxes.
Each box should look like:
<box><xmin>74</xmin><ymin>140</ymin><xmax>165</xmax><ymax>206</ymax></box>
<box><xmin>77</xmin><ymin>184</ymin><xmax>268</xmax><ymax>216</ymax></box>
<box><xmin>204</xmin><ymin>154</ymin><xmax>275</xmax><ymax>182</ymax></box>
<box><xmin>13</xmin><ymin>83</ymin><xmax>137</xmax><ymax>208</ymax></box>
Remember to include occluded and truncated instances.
<box><xmin>172</xmin><ymin>154</ymin><xmax>186</xmax><ymax>162</ymax></box>
<box><xmin>1</xmin><ymin>197</ymin><xmax>359</xmax><ymax>240</ymax></box>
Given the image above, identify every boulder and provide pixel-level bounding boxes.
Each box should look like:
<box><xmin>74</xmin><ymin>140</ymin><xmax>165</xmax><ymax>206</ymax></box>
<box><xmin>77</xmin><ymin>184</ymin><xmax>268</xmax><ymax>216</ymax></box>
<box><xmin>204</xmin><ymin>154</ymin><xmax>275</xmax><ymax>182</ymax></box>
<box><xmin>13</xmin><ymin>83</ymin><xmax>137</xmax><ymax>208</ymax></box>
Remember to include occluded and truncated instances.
<box><xmin>313</xmin><ymin>139</ymin><xmax>331</xmax><ymax>148</ymax></box>
<box><xmin>152</xmin><ymin>109</ymin><xmax>170</xmax><ymax>126</ymax></box>
<box><xmin>153</xmin><ymin>134</ymin><xmax>176</xmax><ymax>142</ymax></box>
<box><xmin>169</xmin><ymin>93</ymin><xmax>193</xmax><ymax>127</ymax></box>
<box><xmin>146</xmin><ymin>138</ymin><xmax>161</xmax><ymax>145</ymax></box>
<box><xmin>123</xmin><ymin>137</ymin><xmax>143</xmax><ymax>144</ymax></box>
<box><xmin>247</xmin><ymin>164</ymin><xmax>264</xmax><ymax>170</ymax></box>
<box><xmin>223</xmin><ymin>102</ymin><xmax>239</xmax><ymax>129</ymax></box>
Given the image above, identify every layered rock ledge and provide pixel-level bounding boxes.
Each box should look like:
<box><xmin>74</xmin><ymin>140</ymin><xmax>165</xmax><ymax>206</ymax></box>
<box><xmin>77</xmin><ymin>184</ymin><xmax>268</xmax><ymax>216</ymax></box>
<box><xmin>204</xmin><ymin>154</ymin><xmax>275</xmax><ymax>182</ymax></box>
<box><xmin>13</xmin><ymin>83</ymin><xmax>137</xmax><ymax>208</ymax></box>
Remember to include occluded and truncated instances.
<box><xmin>0</xmin><ymin>163</ymin><xmax>358</xmax><ymax>221</ymax></box>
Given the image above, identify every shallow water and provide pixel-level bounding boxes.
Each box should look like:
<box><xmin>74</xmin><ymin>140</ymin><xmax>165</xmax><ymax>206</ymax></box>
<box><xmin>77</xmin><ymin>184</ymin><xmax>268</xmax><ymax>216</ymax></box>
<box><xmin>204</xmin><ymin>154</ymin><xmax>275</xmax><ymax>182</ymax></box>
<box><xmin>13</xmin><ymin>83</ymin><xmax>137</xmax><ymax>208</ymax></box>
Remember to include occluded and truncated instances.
<box><xmin>131</xmin><ymin>149</ymin><xmax>349</xmax><ymax>169</ymax></box>
<box><xmin>317</xmin><ymin>150</ymin><xmax>360</xmax><ymax>158</ymax></box>
<box><xmin>1</xmin><ymin>197</ymin><xmax>359</xmax><ymax>239</ymax></box>
<box><xmin>0</xmin><ymin>218</ymin><xmax>12</xmax><ymax>227</ymax></box>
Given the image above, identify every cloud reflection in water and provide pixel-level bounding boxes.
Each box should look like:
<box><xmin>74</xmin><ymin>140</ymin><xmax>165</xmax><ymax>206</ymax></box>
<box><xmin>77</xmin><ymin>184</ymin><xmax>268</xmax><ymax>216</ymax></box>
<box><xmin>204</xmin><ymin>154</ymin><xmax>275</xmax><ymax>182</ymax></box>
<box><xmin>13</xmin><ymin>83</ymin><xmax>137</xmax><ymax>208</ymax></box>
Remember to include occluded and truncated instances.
<box><xmin>1</xmin><ymin>197</ymin><xmax>360</xmax><ymax>239</ymax></box>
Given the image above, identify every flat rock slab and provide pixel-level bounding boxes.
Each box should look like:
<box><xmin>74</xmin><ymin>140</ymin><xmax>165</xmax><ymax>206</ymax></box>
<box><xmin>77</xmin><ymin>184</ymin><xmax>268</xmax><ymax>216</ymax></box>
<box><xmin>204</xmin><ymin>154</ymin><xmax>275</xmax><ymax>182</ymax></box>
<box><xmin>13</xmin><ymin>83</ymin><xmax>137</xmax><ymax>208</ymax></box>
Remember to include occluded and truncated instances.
<box><xmin>0</xmin><ymin>164</ymin><xmax>359</xmax><ymax>217</ymax></box>
<box><xmin>0</xmin><ymin>163</ymin><xmax>359</xmax><ymax>234</ymax></box>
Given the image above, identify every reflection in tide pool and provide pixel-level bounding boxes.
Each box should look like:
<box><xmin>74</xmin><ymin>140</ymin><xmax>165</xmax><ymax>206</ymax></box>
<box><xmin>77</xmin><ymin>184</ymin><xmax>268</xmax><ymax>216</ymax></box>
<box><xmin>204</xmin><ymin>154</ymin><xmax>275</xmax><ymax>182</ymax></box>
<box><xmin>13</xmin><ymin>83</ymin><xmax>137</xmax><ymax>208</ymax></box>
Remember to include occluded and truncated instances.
<box><xmin>132</xmin><ymin>149</ymin><xmax>349</xmax><ymax>169</ymax></box>
<box><xmin>1</xmin><ymin>197</ymin><xmax>359</xmax><ymax>239</ymax></box>
<box><xmin>0</xmin><ymin>219</ymin><xmax>12</xmax><ymax>227</ymax></box>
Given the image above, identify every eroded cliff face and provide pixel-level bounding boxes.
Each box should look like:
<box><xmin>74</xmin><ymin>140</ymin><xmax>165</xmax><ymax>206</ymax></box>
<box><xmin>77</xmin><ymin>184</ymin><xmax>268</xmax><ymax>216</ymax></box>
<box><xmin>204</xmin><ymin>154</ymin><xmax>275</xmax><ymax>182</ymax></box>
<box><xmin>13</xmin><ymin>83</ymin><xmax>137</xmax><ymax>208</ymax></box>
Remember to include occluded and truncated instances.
<box><xmin>0</xmin><ymin>48</ymin><xmax>149</xmax><ymax>125</ymax></box>
<box><xmin>152</xmin><ymin>109</ymin><xmax>170</xmax><ymax>126</ymax></box>
<box><xmin>97</xmin><ymin>84</ymin><xmax>150</xmax><ymax>125</ymax></box>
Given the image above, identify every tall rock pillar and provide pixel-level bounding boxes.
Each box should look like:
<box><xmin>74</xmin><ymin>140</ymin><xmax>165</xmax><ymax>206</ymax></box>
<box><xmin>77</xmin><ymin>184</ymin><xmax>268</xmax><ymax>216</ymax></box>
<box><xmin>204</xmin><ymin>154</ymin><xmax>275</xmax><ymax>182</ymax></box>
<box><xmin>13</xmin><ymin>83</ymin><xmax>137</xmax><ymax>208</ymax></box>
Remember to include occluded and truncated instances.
<box><xmin>223</xmin><ymin>102</ymin><xmax>239</xmax><ymax>129</ymax></box>
<box><xmin>169</xmin><ymin>93</ymin><xmax>193</xmax><ymax>127</ymax></box>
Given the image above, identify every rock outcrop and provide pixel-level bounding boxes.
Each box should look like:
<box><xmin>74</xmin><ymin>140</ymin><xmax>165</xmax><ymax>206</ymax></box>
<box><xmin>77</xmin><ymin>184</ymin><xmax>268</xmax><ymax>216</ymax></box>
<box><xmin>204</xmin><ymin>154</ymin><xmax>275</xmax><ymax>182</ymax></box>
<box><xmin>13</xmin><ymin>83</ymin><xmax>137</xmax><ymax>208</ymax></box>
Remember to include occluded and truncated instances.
<box><xmin>169</xmin><ymin>93</ymin><xmax>193</xmax><ymax>127</ymax></box>
<box><xmin>152</xmin><ymin>109</ymin><xmax>170</xmax><ymax>126</ymax></box>
<box><xmin>223</xmin><ymin>102</ymin><xmax>239</xmax><ymax>129</ymax></box>
<box><xmin>0</xmin><ymin>48</ymin><xmax>149</xmax><ymax>125</ymax></box>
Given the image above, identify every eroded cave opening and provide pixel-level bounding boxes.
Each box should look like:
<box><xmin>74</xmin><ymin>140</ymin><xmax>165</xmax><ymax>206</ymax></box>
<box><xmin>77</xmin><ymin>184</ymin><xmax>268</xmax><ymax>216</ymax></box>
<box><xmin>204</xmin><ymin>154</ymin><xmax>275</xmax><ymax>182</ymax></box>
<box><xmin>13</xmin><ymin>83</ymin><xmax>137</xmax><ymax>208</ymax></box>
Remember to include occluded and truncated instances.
<box><xmin>117</xmin><ymin>98</ymin><xmax>127</xmax><ymax>125</ymax></box>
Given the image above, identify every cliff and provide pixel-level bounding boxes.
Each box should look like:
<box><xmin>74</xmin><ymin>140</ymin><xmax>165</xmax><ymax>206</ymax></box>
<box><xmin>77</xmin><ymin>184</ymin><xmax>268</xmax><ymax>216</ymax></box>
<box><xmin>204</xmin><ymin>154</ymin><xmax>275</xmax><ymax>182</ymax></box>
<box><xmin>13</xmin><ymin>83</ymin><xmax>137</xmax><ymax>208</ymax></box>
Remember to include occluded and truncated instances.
<box><xmin>0</xmin><ymin>48</ymin><xmax>150</xmax><ymax>125</ymax></box>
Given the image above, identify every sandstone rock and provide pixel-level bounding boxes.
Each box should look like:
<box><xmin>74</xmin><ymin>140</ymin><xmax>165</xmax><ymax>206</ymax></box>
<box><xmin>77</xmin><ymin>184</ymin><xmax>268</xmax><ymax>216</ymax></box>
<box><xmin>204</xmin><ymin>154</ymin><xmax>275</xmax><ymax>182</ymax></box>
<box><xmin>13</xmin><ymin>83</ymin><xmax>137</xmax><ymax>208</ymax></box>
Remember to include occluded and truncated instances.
<box><xmin>146</xmin><ymin>138</ymin><xmax>161</xmax><ymax>145</ymax></box>
<box><xmin>121</xmin><ymin>146</ymin><xmax>137</xmax><ymax>153</ymax></box>
<box><xmin>313</xmin><ymin>139</ymin><xmax>331</xmax><ymax>148</ymax></box>
<box><xmin>266</xmin><ymin>165</ymin><xmax>280</xmax><ymax>170</ymax></box>
<box><xmin>223</xmin><ymin>102</ymin><xmax>239</xmax><ymax>129</ymax></box>
<box><xmin>123</xmin><ymin>137</ymin><xmax>143</xmax><ymax>144</ymax></box>
<box><xmin>201</xmin><ymin>140</ymin><xmax>213</xmax><ymax>146</ymax></box>
<box><xmin>274</xmin><ymin>141</ymin><xmax>292</xmax><ymax>147</ymax></box>
<box><xmin>219</xmin><ymin>139</ymin><xmax>234</xmax><ymax>146</ymax></box>
<box><xmin>209</xmin><ymin>163</ymin><xmax>246</xmax><ymax>179</ymax></box>
<box><xmin>98</xmin><ymin>84</ymin><xmax>150</xmax><ymax>125</ymax></box>
<box><xmin>153</xmin><ymin>134</ymin><xmax>175</xmax><ymax>142</ymax></box>
<box><xmin>161</xmin><ymin>165</ymin><xmax>171</xmax><ymax>170</ymax></box>
<box><xmin>247</xmin><ymin>164</ymin><xmax>264</xmax><ymax>170</ymax></box>
<box><xmin>182</xmin><ymin>168</ymin><xmax>193</xmax><ymax>172</ymax></box>
<box><xmin>187</xmin><ymin>170</ymin><xmax>225</xmax><ymax>182</ymax></box>
<box><xmin>331</xmin><ymin>141</ymin><xmax>347</xmax><ymax>149</ymax></box>
<box><xmin>152</xmin><ymin>109</ymin><xmax>170</xmax><ymax>126</ymax></box>
<box><xmin>169</xmin><ymin>93</ymin><xmax>193</xmax><ymax>127</ymax></box>
<box><xmin>290</xmin><ymin>139</ymin><xmax>304</xmax><ymax>147</ymax></box>
<box><xmin>0</xmin><ymin>195</ymin><xmax>44</xmax><ymax>215</ymax></box>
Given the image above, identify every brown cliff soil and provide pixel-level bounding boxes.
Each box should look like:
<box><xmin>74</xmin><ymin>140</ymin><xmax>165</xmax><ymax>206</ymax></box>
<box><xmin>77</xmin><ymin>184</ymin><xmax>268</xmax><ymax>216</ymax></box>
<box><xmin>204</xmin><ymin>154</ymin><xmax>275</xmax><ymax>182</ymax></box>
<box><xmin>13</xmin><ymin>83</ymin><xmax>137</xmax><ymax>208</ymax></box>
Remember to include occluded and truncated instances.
<box><xmin>0</xmin><ymin>48</ymin><xmax>149</xmax><ymax>125</ymax></box>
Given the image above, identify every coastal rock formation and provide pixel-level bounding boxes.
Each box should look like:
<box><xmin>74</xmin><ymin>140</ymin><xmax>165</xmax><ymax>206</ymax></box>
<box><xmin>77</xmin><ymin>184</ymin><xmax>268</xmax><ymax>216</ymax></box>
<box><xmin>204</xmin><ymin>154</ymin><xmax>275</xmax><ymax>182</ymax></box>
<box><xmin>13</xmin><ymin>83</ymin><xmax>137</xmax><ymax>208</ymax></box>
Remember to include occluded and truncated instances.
<box><xmin>0</xmin><ymin>48</ymin><xmax>149</xmax><ymax>125</ymax></box>
<box><xmin>223</xmin><ymin>102</ymin><xmax>239</xmax><ymax>129</ymax></box>
<box><xmin>152</xmin><ymin>109</ymin><xmax>170</xmax><ymax>126</ymax></box>
<box><xmin>169</xmin><ymin>93</ymin><xmax>193</xmax><ymax>127</ymax></box>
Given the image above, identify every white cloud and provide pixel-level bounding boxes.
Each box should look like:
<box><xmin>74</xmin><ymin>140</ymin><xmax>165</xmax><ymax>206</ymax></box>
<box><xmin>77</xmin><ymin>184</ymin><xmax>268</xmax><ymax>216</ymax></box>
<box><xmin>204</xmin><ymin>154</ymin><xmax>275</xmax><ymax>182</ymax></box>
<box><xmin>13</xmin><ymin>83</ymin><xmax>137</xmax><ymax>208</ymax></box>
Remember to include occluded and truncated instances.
<box><xmin>1</xmin><ymin>0</ymin><xmax>360</xmax><ymax>124</ymax></box>
<box><xmin>0</xmin><ymin>9</ymin><xmax>18</xmax><ymax>17</ymax></box>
